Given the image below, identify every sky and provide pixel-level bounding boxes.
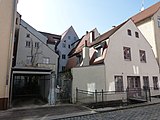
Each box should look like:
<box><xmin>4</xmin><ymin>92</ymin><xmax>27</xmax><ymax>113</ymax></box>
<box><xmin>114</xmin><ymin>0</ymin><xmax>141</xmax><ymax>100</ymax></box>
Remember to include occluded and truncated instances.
<box><xmin>17</xmin><ymin>0</ymin><xmax>160</xmax><ymax>38</ymax></box>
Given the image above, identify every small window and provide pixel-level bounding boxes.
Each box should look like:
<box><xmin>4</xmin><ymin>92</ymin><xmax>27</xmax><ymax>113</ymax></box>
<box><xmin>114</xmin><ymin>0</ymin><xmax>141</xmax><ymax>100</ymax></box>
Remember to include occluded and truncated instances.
<box><xmin>27</xmin><ymin>56</ymin><xmax>32</xmax><ymax>64</ymax></box>
<box><xmin>153</xmin><ymin>76</ymin><xmax>159</xmax><ymax>90</ymax></box>
<box><xmin>139</xmin><ymin>50</ymin><xmax>146</xmax><ymax>63</ymax></box>
<box><xmin>62</xmin><ymin>54</ymin><xmax>66</xmax><ymax>59</ymax></box>
<box><xmin>115</xmin><ymin>76</ymin><xmax>124</xmax><ymax>92</ymax></box>
<box><xmin>96</xmin><ymin>47</ymin><xmax>103</xmax><ymax>58</ymax></box>
<box><xmin>62</xmin><ymin>43</ymin><xmax>66</xmax><ymax>48</ymax></box>
<box><xmin>158</xmin><ymin>17</ymin><xmax>160</xmax><ymax>27</ymax></box>
<box><xmin>26</xmin><ymin>41</ymin><xmax>31</xmax><ymax>47</ymax></box>
<box><xmin>62</xmin><ymin>66</ymin><xmax>65</xmax><ymax>71</ymax></box>
<box><xmin>35</xmin><ymin>42</ymin><xmax>39</xmax><ymax>48</ymax></box>
<box><xmin>16</xmin><ymin>18</ymin><xmax>18</xmax><ymax>25</ymax></box>
<box><xmin>68</xmin><ymin>45</ymin><xmax>70</xmax><ymax>49</ymax></box>
<box><xmin>68</xmin><ymin>36</ymin><xmax>71</xmax><ymax>39</ymax></box>
<box><xmin>43</xmin><ymin>57</ymin><xmax>50</xmax><ymax>64</ymax></box>
<box><xmin>127</xmin><ymin>29</ymin><xmax>132</xmax><ymax>36</ymax></box>
<box><xmin>123</xmin><ymin>47</ymin><xmax>131</xmax><ymax>61</ymax></box>
<box><xmin>135</xmin><ymin>32</ymin><xmax>139</xmax><ymax>38</ymax></box>
<box><xmin>26</xmin><ymin>33</ymin><xmax>30</xmax><ymax>38</ymax></box>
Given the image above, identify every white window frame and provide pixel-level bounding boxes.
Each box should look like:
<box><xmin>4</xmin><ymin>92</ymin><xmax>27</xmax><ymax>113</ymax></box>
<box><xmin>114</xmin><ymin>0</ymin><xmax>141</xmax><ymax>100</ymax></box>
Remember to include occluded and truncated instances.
<box><xmin>43</xmin><ymin>57</ymin><xmax>50</xmax><ymax>64</ymax></box>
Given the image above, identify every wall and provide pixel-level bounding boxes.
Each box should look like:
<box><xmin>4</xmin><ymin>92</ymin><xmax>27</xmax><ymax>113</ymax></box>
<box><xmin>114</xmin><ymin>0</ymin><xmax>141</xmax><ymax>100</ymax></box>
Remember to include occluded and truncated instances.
<box><xmin>153</xmin><ymin>9</ymin><xmax>160</xmax><ymax>65</ymax></box>
<box><xmin>136</xmin><ymin>17</ymin><xmax>157</xmax><ymax>61</ymax></box>
<box><xmin>72</xmin><ymin>65</ymin><xmax>106</xmax><ymax>103</ymax></box>
<box><xmin>0</xmin><ymin>0</ymin><xmax>17</xmax><ymax>109</ymax></box>
<box><xmin>16</xmin><ymin>20</ymin><xmax>58</xmax><ymax>77</ymax></box>
<box><xmin>104</xmin><ymin>20</ymin><xmax>160</xmax><ymax>91</ymax></box>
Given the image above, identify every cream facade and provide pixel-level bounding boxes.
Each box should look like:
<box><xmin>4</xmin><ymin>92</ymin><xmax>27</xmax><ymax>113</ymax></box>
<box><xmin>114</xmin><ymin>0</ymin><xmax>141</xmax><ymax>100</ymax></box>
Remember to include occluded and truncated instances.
<box><xmin>0</xmin><ymin>0</ymin><xmax>17</xmax><ymax>109</ymax></box>
<box><xmin>71</xmin><ymin>20</ymin><xmax>160</xmax><ymax>103</ymax></box>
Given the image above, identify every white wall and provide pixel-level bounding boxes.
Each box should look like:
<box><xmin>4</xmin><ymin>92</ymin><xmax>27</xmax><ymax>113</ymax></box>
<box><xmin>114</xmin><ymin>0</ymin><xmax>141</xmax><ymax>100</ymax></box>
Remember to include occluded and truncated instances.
<box><xmin>104</xmin><ymin>20</ymin><xmax>160</xmax><ymax>91</ymax></box>
<box><xmin>72</xmin><ymin>65</ymin><xmax>106</xmax><ymax>103</ymax></box>
<box><xmin>16</xmin><ymin>20</ymin><xmax>59</xmax><ymax>76</ymax></box>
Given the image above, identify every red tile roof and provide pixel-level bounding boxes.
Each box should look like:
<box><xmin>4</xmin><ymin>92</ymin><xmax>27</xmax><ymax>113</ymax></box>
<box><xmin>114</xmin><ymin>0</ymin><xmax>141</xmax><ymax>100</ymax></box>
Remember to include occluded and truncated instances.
<box><xmin>40</xmin><ymin>32</ymin><xmax>61</xmax><ymax>45</ymax></box>
<box><xmin>132</xmin><ymin>2</ymin><xmax>160</xmax><ymax>23</ymax></box>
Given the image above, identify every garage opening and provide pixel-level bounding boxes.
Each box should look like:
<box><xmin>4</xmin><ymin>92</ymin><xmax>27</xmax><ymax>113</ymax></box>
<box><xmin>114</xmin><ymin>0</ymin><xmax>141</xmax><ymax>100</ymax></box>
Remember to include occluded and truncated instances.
<box><xmin>12</xmin><ymin>74</ymin><xmax>51</xmax><ymax>107</ymax></box>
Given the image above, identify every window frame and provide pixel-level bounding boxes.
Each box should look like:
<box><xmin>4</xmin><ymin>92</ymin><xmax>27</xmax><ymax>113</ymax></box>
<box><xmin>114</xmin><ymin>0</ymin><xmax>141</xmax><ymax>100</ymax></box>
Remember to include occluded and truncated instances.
<box><xmin>25</xmin><ymin>41</ymin><xmax>31</xmax><ymax>48</ymax></box>
<box><xmin>43</xmin><ymin>57</ymin><xmax>50</xmax><ymax>64</ymax></box>
<box><xmin>153</xmin><ymin>76</ymin><xmax>159</xmax><ymax>90</ymax></box>
<box><xmin>35</xmin><ymin>42</ymin><xmax>39</xmax><ymax>48</ymax></box>
<box><xmin>127</xmin><ymin>29</ymin><xmax>132</xmax><ymax>36</ymax></box>
<box><xmin>139</xmin><ymin>50</ymin><xmax>146</xmax><ymax>63</ymax></box>
<box><xmin>123</xmin><ymin>47</ymin><xmax>131</xmax><ymax>61</ymax></box>
<box><xmin>135</xmin><ymin>31</ymin><xmax>139</xmax><ymax>38</ymax></box>
<box><xmin>62</xmin><ymin>54</ymin><xmax>66</xmax><ymax>59</ymax></box>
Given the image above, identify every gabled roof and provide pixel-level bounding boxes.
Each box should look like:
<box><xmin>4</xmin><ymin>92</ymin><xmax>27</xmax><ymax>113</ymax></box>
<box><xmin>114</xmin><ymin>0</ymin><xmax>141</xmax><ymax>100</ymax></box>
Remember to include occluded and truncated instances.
<box><xmin>132</xmin><ymin>2</ymin><xmax>160</xmax><ymax>23</ymax></box>
<box><xmin>89</xmin><ymin>20</ymin><xmax>128</xmax><ymax>47</ymax></box>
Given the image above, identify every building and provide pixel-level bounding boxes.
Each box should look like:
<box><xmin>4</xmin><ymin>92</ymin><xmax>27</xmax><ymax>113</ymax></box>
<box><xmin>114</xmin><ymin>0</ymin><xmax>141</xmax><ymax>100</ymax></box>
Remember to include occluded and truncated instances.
<box><xmin>0</xmin><ymin>0</ymin><xmax>18</xmax><ymax>110</ymax></box>
<box><xmin>11</xmin><ymin>17</ymin><xmax>59</xmax><ymax>107</ymax></box>
<box><xmin>69</xmin><ymin>20</ymin><xmax>160</xmax><ymax>103</ymax></box>
<box><xmin>56</xmin><ymin>26</ymin><xmax>79</xmax><ymax>72</ymax></box>
<box><xmin>132</xmin><ymin>2</ymin><xmax>160</xmax><ymax>65</ymax></box>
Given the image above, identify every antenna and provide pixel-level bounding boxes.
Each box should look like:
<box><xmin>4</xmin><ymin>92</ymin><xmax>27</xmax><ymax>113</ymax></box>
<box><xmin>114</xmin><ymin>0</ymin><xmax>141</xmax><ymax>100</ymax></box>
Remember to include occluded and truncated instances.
<box><xmin>141</xmin><ymin>0</ymin><xmax>145</xmax><ymax>11</ymax></box>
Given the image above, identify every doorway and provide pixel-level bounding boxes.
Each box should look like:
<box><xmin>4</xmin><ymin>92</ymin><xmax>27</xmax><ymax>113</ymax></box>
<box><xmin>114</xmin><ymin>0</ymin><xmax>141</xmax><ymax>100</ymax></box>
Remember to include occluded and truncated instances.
<box><xmin>127</xmin><ymin>76</ymin><xmax>141</xmax><ymax>97</ymax></box>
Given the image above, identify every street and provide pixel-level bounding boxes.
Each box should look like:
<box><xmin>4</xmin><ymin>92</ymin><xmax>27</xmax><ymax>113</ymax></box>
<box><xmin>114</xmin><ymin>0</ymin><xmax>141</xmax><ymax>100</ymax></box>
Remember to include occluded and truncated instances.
<box><xmin>62</xmin><ymin>104</ymin><xmax>160</xmax><ymax>120</ymax></box>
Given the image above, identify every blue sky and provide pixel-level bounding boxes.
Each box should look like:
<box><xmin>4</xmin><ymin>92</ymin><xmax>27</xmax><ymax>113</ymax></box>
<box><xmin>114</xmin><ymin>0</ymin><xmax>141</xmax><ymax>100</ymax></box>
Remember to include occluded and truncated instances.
<box><xmin>17</xmin><ymin>0</ymin><xmax>160</xmax><ymax>37</ymax></box>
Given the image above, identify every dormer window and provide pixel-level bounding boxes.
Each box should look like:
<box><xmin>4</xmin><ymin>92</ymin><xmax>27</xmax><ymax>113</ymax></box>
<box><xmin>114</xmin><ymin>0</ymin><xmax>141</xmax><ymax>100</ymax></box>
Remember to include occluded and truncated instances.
<box><xmin>127</xmin><ymin>29</ymin><xmax>132</xmax><ymax>36</ymax></box>
<box><xmin>95</xmin><ymin>45</ymin><xmax>103</xmax><ymax>58</ymax></box>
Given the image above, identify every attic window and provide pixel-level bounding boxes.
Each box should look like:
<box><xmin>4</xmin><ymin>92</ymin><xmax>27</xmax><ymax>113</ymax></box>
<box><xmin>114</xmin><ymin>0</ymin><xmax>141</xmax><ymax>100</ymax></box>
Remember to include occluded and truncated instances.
<box><xmin>127</xmin><ymin>29</ymin><xmax>132</xmax><ymax>36</ymax></box>
<box><xmin>135</xmin><ymin>32</ymin><xmax>139</xmax><ymax>38</ymax></box>
<box><xmin>26</xmin><ymin>33</ymin><xmax>30</xmax><ymax>38</ymax></box>
<box><xmin>158</xmin><ymin>17</ymin><xmax>160</xmax><ymax>27</ymax></box>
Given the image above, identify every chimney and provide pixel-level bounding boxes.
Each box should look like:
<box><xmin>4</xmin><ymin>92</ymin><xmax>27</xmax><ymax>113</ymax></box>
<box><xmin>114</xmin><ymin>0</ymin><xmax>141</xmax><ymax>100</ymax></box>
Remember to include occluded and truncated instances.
<box><xmin>82</xmin><ymin>40</ymin><xmax>90</xmax><ymax>66</ymax></box>
<box><xmin>89</xmin><ymin>31</ymin><xmax>95</xmax><ymax>43</ymax></box>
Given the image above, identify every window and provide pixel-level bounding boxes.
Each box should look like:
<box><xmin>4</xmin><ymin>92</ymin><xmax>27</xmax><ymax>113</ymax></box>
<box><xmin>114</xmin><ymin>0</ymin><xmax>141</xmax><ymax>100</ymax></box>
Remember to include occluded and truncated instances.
<box><xmin>43</xmin><ymin>57</ymin><xmax>50</xmax><ymax>64</ymax></box>
<box><xmin>62</xmin><ymin>54</ymin><xmax>66</xmax><ymax>59</ymax></box>
<box><xmin>127</xmin><ymin>29</ymin><xmax>132</xmax><ymax>36</ymax></box>
<box><xmin>27</xmin><ymin>56</ymin><xmax>32</xmax><ymax>64</ymax></box>
<box><xmin>26</xmin><ymin>33</ymin><xmax>30</xmax><ymax>38</ymax></box>
<box><xmin>115</xmin><ymin>76</ymin><xmax>124</xmax><ymax>92</ymax></box>
<box><xmin>35</xmin><ymin>42</ymin><xmax>39</xmax><ymax>48</ymax></box>
<box><xmin>158</xmin><ymin>17</ymin><xmax>160</xmax><ymax>27</ymax></box>
<box><xmin>16</xmin><ymin>18</ymin><xmax>18</xmax><ymax>25</ymax></box>
<box><xmin>26</xmin><ymin>41</ymin><xmax>31</xmax><ymax>47</ymax></box>
<box><xmin>143</xmin><ymin>76</ymin><xmax>149</xmax><ymax>89</ymax></box>
<box><xmin>62</xmin><ymin>66</ymin><xmax>65</xmax><ymax>71</ymax></box>
<box><xmin>62</xmin><ymin>43</ymin><xmax>66</xmax><ymax>48</ymax></box>
<box><xmin>68</xmin><ymin>45</ymin><xmax>70</xmax><ymax>49</ymax></box>
<box><xmin>139</xmin><ymin>50</ymin><xmax>146</xmax><ymax>63</ymax></box>
<box><xmin>68</xmin><ymin>36</ymin><xmax>71</xmax><ymax>39</ymax></box>
<box><xmin>96</xmin><ymin>47</ymin><xmax>103</xmax><ymax>58</ymax></box>
<box><xmin>153</xmin><ymin>77</ymin><xmax>159</xmax><ymax>90</ymax></box>
<box><xmin>123</xmin><ymin>47</ymin><xmax>131</xmax><ymax>61</ymax></box>
<box><xmin>135</xmin><ymin>32</ymin><xmax>139</xmax><ymax>38</ymax></box>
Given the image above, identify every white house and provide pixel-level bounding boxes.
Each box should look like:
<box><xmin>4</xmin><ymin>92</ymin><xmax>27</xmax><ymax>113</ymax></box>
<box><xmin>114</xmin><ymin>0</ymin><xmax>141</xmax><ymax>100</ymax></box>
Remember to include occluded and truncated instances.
<box><xmin>56</xmin><ymin>26</ymin><xmax>79</xmax><ymax>72</ymax></box>
<box><xmin>70</xmin><ymin>19</ymin><xmax>160</xmax><ymax>103</ymax></box>
<box><xmin>11</xmin><ymin>18</ymin><xmax>59</xmax><ymax>107</ymax></box>
<box><xmin>132</xmin><ymin>2</ymin><xmax>160</xmax><ymax>65</ymax></box>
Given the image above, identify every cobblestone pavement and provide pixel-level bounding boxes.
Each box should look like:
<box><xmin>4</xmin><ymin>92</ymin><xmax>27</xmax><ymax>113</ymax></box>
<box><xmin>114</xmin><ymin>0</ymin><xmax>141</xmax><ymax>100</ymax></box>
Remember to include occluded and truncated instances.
<box><xmin>61</xmin><ymin>104</ymin><xmax>160</xmax><ymax>120</ymax></box>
